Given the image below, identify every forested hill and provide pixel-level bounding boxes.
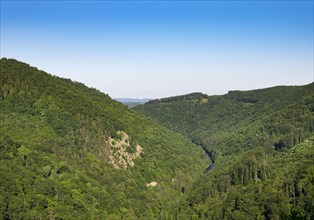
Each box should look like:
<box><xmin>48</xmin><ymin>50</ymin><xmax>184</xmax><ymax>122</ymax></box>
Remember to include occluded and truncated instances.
<box><xmin>0</xmin><ymin>58</ymin><xmax>208</xmax><ymax>219</ymax></box>
<box><xmin>149</xmin><ymin>92</ymin><xmax>208</xmax><ymax>104</ymax></box>
<box><xmin>136</xmin><ymin>83</ymin><xmax>314</xmax><ymax>156</ymax></box>
<box><xmin>1</xmin><ymin>58</ymin><xmax>313</xmax><ymax>219</ymax></box>
<box><xmin>135</xmin><ymin>83</ymin><xmax>314</xmax><ymax>219</ymax></box>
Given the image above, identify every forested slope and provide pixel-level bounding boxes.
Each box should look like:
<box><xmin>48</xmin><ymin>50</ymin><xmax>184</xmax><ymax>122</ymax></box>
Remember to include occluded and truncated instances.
<box><xmin>1</xmin><ymin>58</ymin><xmax>313</xmax><ymax>219</ymax></box>
<box><xmin>136</xmin><ymin>84</ymin><xmax>314</xmax><ymax>156</ymax></box>
<box><xmin>135</xmin><ymin>83</ymin><xmax>314</xmax><ymax>219</ymax></box>
<box><xmin>180</xmin><ymin>136</ymin><xmax>314</xmax><ymax>219</ymax></box>
<box><xmin>0</xmin><ymin>58</ymin><xmax>207</xmax><ymax>219</ymax></box>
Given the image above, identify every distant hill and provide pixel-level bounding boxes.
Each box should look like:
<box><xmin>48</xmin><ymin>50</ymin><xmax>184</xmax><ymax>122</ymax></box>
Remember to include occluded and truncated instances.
<box><xmin>114</xmin><ymin>98</ymin><xmax>151</xmax><ymax>108</ymax></box>
<box><xmin>114</xmin><ymin>98</ymin><xmax>151</xmax><ymax>103</ymax></box>
<box><xmin>135</xmin><ymin>83</ymin><xmax>314</xmax><ymax>219</ymax></box>
<box><xmin>0</xmin><ymin>58</ymin><xmax>207</xmax><ymax>219</ymax></box>
<box><xmin>148</xmin><ymin>92</ymin><xmax>208</xmax><ymax>104</ymax></box>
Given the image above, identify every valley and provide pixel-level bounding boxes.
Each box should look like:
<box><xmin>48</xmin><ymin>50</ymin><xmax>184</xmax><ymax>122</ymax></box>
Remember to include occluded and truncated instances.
<box><xmin>1</xmin><ymin>0</ymin><xmax>313</xmax><ymax>219</ymax></box>
<box><xmin>0</xmin><ymin>58</ymin><xmax>313</xmax><ymax>219</ymax></box>
<box><xmin>135</xmin><ymin>82</ymin><xmax>314</xmax><ymax>219</ymax></box>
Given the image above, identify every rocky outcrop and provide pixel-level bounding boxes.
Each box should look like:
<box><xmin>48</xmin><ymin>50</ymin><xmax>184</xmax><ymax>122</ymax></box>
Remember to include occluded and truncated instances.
<box><xmin>146</xmin><ymin>181</ymin><xmax>158</xmax><ymax>187</ymax></box>
<box><xmin>108</xmin><ymin>131</ymin><xmax>143</xmax><ymax>169</ymax></box>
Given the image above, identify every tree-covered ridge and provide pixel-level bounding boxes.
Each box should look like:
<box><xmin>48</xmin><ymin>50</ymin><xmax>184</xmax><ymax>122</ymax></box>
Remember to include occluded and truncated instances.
<box><xmin>135</xmin><ymin>82</ymin><xmax>314</xmax><ymax>219</ymax></box>
<box><xmin>136</xmin><ymin>83</ymin><xmax>314</xmax><ymax>156</ymax></box>
<box><xmin>148</xmin><ymin>92</ymin><xmax>208</xmax><ymax>104</ymax></box>
<box><xmin>0</xmin><ymin>58</ymin><xmax>208</xmax><ymax>219</ymax></box>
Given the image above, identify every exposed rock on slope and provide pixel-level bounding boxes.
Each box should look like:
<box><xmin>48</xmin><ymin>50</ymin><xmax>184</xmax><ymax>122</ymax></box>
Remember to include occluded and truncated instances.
<box><xmin>108</xmin><ymin>130</ymin><xmax>143</xmax><ymax>169</ymax></box>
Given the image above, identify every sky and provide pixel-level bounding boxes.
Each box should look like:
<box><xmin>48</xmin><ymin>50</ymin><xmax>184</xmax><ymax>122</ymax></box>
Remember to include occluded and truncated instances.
<box><xmin>1</xmin><ymin>0</ymin><xmax>313</xmax><ymax>98</ymax></box>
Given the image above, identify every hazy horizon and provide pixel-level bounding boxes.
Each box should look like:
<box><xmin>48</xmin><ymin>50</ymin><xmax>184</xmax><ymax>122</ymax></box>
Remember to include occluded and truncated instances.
<box><xmin>1</xmin><ymin>1</ymin><xmax>313</xmax><ymax>98</ymax></box>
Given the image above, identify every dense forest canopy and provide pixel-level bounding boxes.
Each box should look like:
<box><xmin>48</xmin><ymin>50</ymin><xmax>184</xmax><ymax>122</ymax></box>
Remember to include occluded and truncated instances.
<box><xmin>136</xmin><ymin>82</ymin><xmax>314</xmax><ymax>219</ymax></box>
<box><xmin>0</xmin><ymin>58</ymin><xmax>207</xmax><ymax>219</ymax></box>
<box><xmin>0</xmin><ymin>58</ymin><xmax>313</xmax><ymax>219</ymax></box>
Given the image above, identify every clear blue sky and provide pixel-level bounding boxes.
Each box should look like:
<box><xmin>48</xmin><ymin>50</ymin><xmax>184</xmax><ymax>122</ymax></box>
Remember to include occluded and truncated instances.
<box><xmin>1</xmin><ymin>1</ymin><xmax>313</xmax><ymax>98</ymax></box>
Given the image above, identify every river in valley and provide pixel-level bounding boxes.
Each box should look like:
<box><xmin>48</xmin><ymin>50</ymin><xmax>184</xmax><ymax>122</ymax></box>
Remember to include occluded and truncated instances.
<box><xmin>202</xmin><ymin>147</ymin><xmax>215</xmax><ymax>173</ymax></box>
